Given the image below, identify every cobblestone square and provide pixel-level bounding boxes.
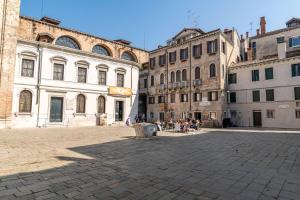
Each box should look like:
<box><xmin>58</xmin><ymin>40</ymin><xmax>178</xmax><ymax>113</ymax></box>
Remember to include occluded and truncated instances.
<box><xmin>0</xmin><ymin>127</ymin><xmax>299</xmax><ymax>200</ymax></box>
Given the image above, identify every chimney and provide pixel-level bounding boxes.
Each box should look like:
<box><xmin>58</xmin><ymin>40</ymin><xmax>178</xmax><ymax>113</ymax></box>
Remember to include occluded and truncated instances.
<box><xmin>260</xmin><ymin>16</ymin><xmax>266</xmax><ymax>35</ymax></box>
<box><xmin>277</xmin><ymin>37</ymin><xmax>286</xmax><ymax>59</ymax></box>
<box><xmin>241</xmin><ymin>34</ymin><xmax>244</xmax><ymax>40</ymax></box>
<box><xmin>256</xmin><ymin>29</ymin><xmax>260</xmax><ymax>36</ymax></box>
<box><xmin>246</xmin><ymin>32</ymin><xmax>249</xmax><ymax>38</ymax></box>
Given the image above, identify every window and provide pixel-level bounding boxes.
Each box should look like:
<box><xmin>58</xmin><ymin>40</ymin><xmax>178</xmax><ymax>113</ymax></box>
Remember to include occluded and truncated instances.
<box><xmin>92</xmin><ymin>45</ymin><xmax>111</xmax><ymax>56</ymax></box>
<box><xmin>252</xmin><ymin>42</ymin><xmax>257</xmax><ymax>60</ymax></box>
<box><xmin>170</xmin><ymin>93</ymin><xmax>176</xmax><ymax>103</ymax></box>
<box><xmin>97</xmin><ymin>96</ymin><xmax>105</xmax><ymax>114</ymax></box>
<box><xmin>222</xmin><ymin>65</ymin><xmax>225</xmax><ymax>78</ymax></box>
<box><xmin>158</xmin><ymin>96</ymin><xmax>165</xmax><ymax>104</ymax></box>
<box><xmin>19</xmin><ymin>90</ymin><xmax>32</xmax><ymax>113</ymax></box>
<box><xmin>78</xmin><ymin>67</ymin><xmax>87</xmax><ymax>83</ymax></box>
<box><xmin>117</xmin><ymin>73</ymin><xmax>124</xmax><ymax>87</ymax></box>
<box><xmin>296</xmin><ymin>109</ymin><xmax>300</xmax><ymax>118</ymax></box>
<box><xmin>289</xmin><ymin>36</ymin><xmax>300</xmax><ymax>47</ymax></box>
<box><xmin>208</xmin><ymin>91</ymin><xmax>218</xmax><ymax>101</ymax></box>
<box><xmin>150</xmin><ymin>76</ymin><xmax>154</xmax><ymax>86</ymax></box>
<box><xmin>180</xmin><ymin>48</ymin><xmax>188</xmax><ymax>61</ymax></box>
<box><xmin>228</xmin><ymin>73</ymin><xmax>237</xmax><ymax>84</ymax></box>
<box><xmin>252</xmin><ymin>90</ymin><xmax>260</xmax><ymax>102</ymax></box>
<box><xmin>149</xmin><ymin>97</ymin><xmax>155</xmax><ymax>104</ymax></box>
<box><xmin>266</xmin><ymin>89</ymin><xmax>275</xmax><ymax>101</ymax></box>
<box><xmin>209</xmin><ymin>112</ymin><xmax>217</xmax><ymax>120</ymax></box>
<box><xmin>252</xmin><ymin>70</ymin><xmax>259</xmax><ymax>81</ymax></box>
<box><xmin>150</xmin><ymin>112</ymin><xmax>154</xmax><ymax>119</ymax></box>
<box><xmin>180</xmin><ymin>94</ymin><xmax>188</xmax><ymax>102</ymax></box>
<box><xmin>169</xmin><ymin>51</ymin><xmax>176</xmax><ymax>63</ymax></box>
<box><xmin>195</xmin><ymin>67</ymin><xmax>200</xmax><ymax>80</ymax></box>
<box><xmin>159</xmin><ymin>112</ymin><xmax>165</xmax><ymax>122</ymax></box>
<box><xmin>295</xmin><ymin>87</ymin><xmax>300</xmax><ymax>100</ymax></box>
<box><xmin>56</xmin><ymin>36</ymin><xmax>80</xmax><ymax>49</ymax></box>
<box><xmin>266</xmin><ymin>110</ymin><xmax>275</xmax><ymax>119</ymax></box>
<box><xmin>160</xmin><ymin>73</ymin><xmax>164</xmax><ymax>84</ymax></box>
<box><xmin>159</xmin><ymin>54</ymin><xmax>166</xmax><ymax>66</ymax></box>
<box><xmin>170</xmin><ymin>112</ymin><xmax>175</xmax><ymax>120</ymax></box>
<box><xmin>210</xmin><ymin>64</ymin><xmax>216</xmax><ymax>78</ymax></box>
<box><xmin>144</xmin><ymin>78</ymin><xmax>148</xmax><ymax>88</ymax></box>
<box><xmin>193</xmin><ymin>93</ymin><xmax>202</xmax><ymax>102</ymax></box>
<box><xmin>291</xmin><ymin>64</ymin><xmax>300</xmax><ymax>77</ymax></box>
<box><xmin>76</xmin><ymin>94</ymin><xmax>86</xmax><ymax>113</ymax></box>
<box><xmin>265</xmin><ymin>67</ymin><xmax>273</xmax><ymax>80</ymax></box>
<box><xmin>97</xmin><ymin>71</ymin><xmax>106</xmax><ymax>85</ymax></box>
<box><xmin>150</xmin><ymin>58</ymin><xmax>156</xmax><ymax>69</ymax></box>
<box><xmin>21</xmin><ymin>59</ymin><xmax>34</xmax><ymax>77</ymax></box>
<box><xmin>170</xmin><ymin>72</ymin><xmax>175</xmax><ymax>83</ymax></box>
<box><xmin>207</xmin><ymin>40</ymin><xmax>218</xmax><ymax>54</ymax></box>
<box><xmin>53</xmin><ymin>63</ymin><xmax>64</xmax><ymax>80</ymax></box>
<box><xmin>121</xmin><ymin>51</ymin><xmax>136</xmax><ymax>62</ymax></box>
<box><xmin>222</xmin><ymin>42</ymin><xmax>226</xmax><ymax>54</ymax></box>
<box><xmin>182</xmin><ymin>69</ymin><xmax>187</xmax><ymax>81</ymax></box>
<box><xmin>176</xmin><ymin>70</ymin><xmax>181</xmax><ymax>82</ymax></box>
<box><xmin>229</xmin><ymin>92</ymin><xmax>236</xmax><ymax>103</ymax></box>
<box><xmin>193</xmin><ymin>44</ymin><xmax>202</xmax><ymax>58</ymax></box>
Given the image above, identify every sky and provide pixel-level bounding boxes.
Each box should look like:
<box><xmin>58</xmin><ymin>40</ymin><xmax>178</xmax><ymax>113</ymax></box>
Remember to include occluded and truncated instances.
<box><xmin>20</xmin><ymin>0</ymin><xmax>300</xmax><ymax>51</ymax></box>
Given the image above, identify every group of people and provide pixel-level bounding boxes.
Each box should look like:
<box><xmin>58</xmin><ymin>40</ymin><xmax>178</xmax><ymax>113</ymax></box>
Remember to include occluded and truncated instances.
<box><xmin>157</xmin><ymin>118</ymin><xmax>202</xmax><ymax>132</ymax></box>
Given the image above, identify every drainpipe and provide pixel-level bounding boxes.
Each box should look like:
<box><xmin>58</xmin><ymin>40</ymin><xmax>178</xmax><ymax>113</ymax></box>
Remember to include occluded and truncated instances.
<box><xmin>189</xmin><ymin>40</ymin><xmax>192</xmax><ymax>114</ymax></box>
<box><xmin>36</xmin><ymin>44</ymin><xmax>43</xmax><ymax>127</ymax></box>
<box><xmin>165</xmin><ymin>49</ymin><xmax>168</xmax><ymax>116</ymax></box>
<box><xmin>130</xmin><ymin>65</ymin><xmax>133</xmax><ymax>106</ymax></box>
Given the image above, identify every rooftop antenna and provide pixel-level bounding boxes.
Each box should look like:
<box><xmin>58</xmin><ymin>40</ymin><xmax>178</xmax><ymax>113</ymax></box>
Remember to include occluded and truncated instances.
<box><xmin>250</xmin><ymin>22</ymin><xmax>253</xmax><ymax>36</ymax></box>
<box><xmin>187</xmin><ymin>10</ymin><xmax>200</xmax><ymax>28</ymax></box>
<box><xmin>143</xmin><ymin>32</ymin><xmax>146</xmax><ymax>50</ymax></box>
<box><xmin>40</xmin><ymin>0</ymin><xmax>44</xmax><ymax>17</ymax></box>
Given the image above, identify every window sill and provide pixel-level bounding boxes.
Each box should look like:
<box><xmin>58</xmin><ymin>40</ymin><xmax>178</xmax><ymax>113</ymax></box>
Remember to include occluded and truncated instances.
<box><xmin>73</xmin><ymin>113</ymin><xmax>87</xmax><ymax>117</ymax></box>
<box><xmin>169</xmin><ymin>62</ymin><xmax>176</xmax><ymax>65</ymax></box>
<box><xmin>14</xmin><ymin>112</ymin><xmax>33</xmax><ymax>117</ymax></box>
<box><xmin>193</xmin><ymin>56</ymin><xmax>201</xmax><ymax>59</ymax></box>
<box><xmin>208</xmin><ymin>52</ymin><xmax>217</xmax><ymax>56</ymax></box>
<box><xmin>180</xmin><ymin>59</ymin><xmax>188</xmax><ymax>62</ymax></box>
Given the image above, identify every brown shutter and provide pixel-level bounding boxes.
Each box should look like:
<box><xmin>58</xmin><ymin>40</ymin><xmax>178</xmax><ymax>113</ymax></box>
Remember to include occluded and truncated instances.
<box><xmin>215</xmin><ymin>39</ymin><xmax>218</xmax><ymax>52</ymax></box>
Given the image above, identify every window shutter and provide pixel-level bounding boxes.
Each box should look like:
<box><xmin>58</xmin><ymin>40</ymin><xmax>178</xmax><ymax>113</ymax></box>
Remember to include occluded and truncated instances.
<box><xmin>200</xmin><ymin>44</ymin><xmax>202</xmax><ymax>55</ymax></box>
<box><xmin>289</xmin><ymin>38</ymin><xmax>293</xmax><ymax>47</ymax></box>
<box><xmin>292</xmin><ymin>65</ymin><xmax>296</xmax><ymax>77</ymax></box>
<box><xmin>207</xmin><ymin>41</ymin><xmax>210</xmax><ymax>53</ymax></box>
<box><xmin>215</xmin><ymin>39</ymin><xmax>218</xmax><ymax>52</ymax></box>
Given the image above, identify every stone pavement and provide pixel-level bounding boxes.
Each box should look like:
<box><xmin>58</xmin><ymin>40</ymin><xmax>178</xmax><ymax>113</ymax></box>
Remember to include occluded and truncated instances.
<box><xmin>0</xmin><ymin>127</ymin><xmax>299</xmax><ymax>200</ymax></box>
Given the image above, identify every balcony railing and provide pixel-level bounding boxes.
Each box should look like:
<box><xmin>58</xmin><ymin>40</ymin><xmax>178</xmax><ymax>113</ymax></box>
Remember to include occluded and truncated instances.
<box><xmin>193</xmin><ymin>79</ymin><xmax>202</xmax><ymax>87</ymax></box>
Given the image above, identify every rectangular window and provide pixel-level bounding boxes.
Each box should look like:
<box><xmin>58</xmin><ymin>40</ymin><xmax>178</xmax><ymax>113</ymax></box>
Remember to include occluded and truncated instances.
<box><xmin>207</xmin><ymin>40</ymin><xmax>218</xmax><ymax>54</ymax></box>
<box><xmin>289</xmin><ymin>36</ymin><xmax>300</xmax><ymax>47</ymax></box>
<box><xmin>209</xmin><ymin>112</ymin><xmax>217</xmax><ymax>120</ymax></box>
<box><xmin>169</xmin><ymin>51</ymin><xmax>176</xmax><ymax>63</ymax></box>
<box><xmin>291</xmin><ymin>64</ymin><xmax>300</xmax><ymax>77</ymax></box>
<box><xmin>296</xmin><ymin>109</ymin><xmax>300</xmax><ymax>118</ymax></box>
<box><xmin>98</xmin><ymin>70</ymin><xmax>106</xmax><ymax>85</ymax></box>
<box><xmin>295</xmin><ymin>87</ymin><xmax>300</xmax><ymax>100</ymax></box>
<box><xmin>180</xmin><ymin>48</ymin><xmax>188</xmax><ymax>61</ymax></box>
<box><xmin>148</xmin><ymin>97</ymin><xmax>155</xmax><ymax>104</ymax></box>
<box><xmin>193</xmin><ymin>44</ymin><xmax>202</xmax><ymax>58</ymax></box>
<box><xmin>266</xmin><ymin>89</ymin><xmax>275</xmax><ymax>101</ymax></box>
<box><xmin>150</xmin><ymin>76</ymin><xmax>154</xmax><ymax>86</ymax></box>
<box><xmin>252</xmin><ymin>69</ymin><xmax>259</xmax><ymax>81</ymax></box>
<box><xmin>159</xmin><ymin>112</ymin><xmax>165</xmax><ymax>122</ymax></box>
<box><xmin>53</xmin><ymin>63</ymin><xmax>64</xmax><ymax>80</ymax></box>
<box><xmin>229</xmin><ymin>92</ymin><xmax>236</xmax><ymax>103</ymax></box>
<box><xmin>266</xmin><ymin>110</ymin><xmax>275</xmax><ymax>119</ymax></box>
<box><xmin>265</xmin><ymin>67</ymin><xmax>274</xmax><ymax>80</ymax></box>
<box><xmin>78</xmin><ymin>67</ymin><xmax>87</xmax><ymax>83</ymax></box>
<box><xmin>170</xmin><ymin>93</ymin><xmax>175</xmax><ymax>103</ymax></box>
<box><xmin>180</xmin><ymin>94</ymin><xmax>188</xmax><ymax>102</ymax></box>
<box><xmin>193</xmin><ymin>93</ymin><xmax>202</xmax><ymax>102</ymax></box>
<box><xmin>150</xmin><ymin>58</ymin><xmax>156</xmax><ymax>69</ymax></box>
<box><xmin>252</xmin><ymin>42</ymin><xmax>257</xmax><ymax>60</ymax></box>
<box><xmin>158</xmin><ymin>96</ymin><xmax>165</xmax><ymax>104</ymax></box>
<box><xmin>159</xmin><ymin>54</ymin><xmax>166</xmax><ymax>66</ymax></box>
<box><xmin>143</xmin><ymin>78</ymin><xmax>148</xmax><ymax>88</ymax></box>
<box><xmin>208</xmin><ymin>91</ymin><xmax>218</xmax><ymax>101</ymax></box>
<box><xmin>228</xmin><ymin>73</ymin><xmax>237</xmax><ymax>84</ymax></box>
<box><xmin>21</xmin><ymin>59</ymin><xmax>34</xmax><ymax>77</ymax></box>
<box><xmin>222</xmin><ymin>42</ymin><xmax>226</xmax><ymax>54</ymax></box>
<box><xmin>252</xmin><ymin>90</ymin><xmax>260</xmax><ymax>102</ymax></box>
<box><xmin>117</xmin><ymin>73</ymin><xmax>124</xmax><ymax>87</ymax></box>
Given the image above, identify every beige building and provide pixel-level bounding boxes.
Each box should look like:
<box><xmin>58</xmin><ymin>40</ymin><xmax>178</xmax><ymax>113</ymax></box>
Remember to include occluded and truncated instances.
<box><xmin>142</xmin><ymin>28</ymin><xmax>240</xmax><ymax>126</ymax></box>
<box><xmin>228</xmin><ymin>17</ymin><xmax>300</xmax><ymax>129</ymax></box>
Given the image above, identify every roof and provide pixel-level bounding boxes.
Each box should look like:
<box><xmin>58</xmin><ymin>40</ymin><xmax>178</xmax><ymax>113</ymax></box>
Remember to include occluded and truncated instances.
<box><xmin>286</xmin><ymin>18</ymin><xmax>300</xmax><ymax>25</ymax></box>
<box><xmin>40</xmin><ymin>16</ymin><xmax>61</xmax><ymax>26</ymax></box>
<box><xmin>171</xmin><ymin>28</ymin><xmax>205</xmax><ymax>40</ymax></box>
<box><xmin>251</xmin><ymin>26</ymin><xmax>300</xmax><ymax>40</ymax></box>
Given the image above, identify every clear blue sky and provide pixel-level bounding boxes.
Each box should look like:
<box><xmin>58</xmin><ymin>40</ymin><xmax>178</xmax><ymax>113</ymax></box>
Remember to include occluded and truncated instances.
<box><xmin>20</xmin><ymin>0</ymin><xmax>300</xmax><ymax>50</ymax></box>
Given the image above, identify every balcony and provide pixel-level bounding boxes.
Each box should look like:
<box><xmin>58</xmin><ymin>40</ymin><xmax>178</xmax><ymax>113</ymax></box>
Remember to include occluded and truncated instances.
<box><xmin>180</xmin><ymin>81</ymin><xmax>189</xmax><ymax>88</ymax></box>
<box><xmin>193</xmin><ymin>79</ymin><xmax>202</xmax><ymax>87</ymax></box>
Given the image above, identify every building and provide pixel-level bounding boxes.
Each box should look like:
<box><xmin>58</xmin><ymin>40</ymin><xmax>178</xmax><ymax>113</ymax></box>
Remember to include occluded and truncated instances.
<box><xmin>0</xmin><ymin>0</ymin><xmax>148</xmax><ymax>128</ymax></box>
<box><xmin>228</xmin><ymin>17</ymin><xmax>300</xmax><ymax>129</ymax></box>
<box><xmin>143</xmin><ymin>28</ymin><xmax>240</xmax><ymax>126</ymax></box>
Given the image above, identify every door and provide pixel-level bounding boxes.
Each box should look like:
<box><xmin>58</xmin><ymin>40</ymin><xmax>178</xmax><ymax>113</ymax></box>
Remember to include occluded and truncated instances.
<box><xmin>194</xmin><ymin>112</ymin><xmax>202</xmax><ymax>120</ymax></box>
<box><xmin>115</xmin><ymin>101</ymin><xmax>124</xmax><ymax>122</ymax></box>
<box><xmin>50</xmin><ymin>97</ymin><xmax>63</xmax><ymax>122</ymax></box>
<box><xmin>253</xmin><ymin>111</ymin><xmax>262</xmax><ymax>127</ymax></box>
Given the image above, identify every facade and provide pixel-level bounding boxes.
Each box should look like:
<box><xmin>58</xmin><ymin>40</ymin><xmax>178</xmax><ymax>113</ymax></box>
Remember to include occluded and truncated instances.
<box><xmin>143</xmin><ymin>28</ymin><xmax>240</xmax><ymax>126</ymax></box>
<box><xmin>228</xmin><ymin>17</ymin><xmax>300</xmax><ymax>129</ymax></box>
<box><xmin>0</xmin><ymin>14</ymin><xmax>148</xmax><ymax>128</ymax></box>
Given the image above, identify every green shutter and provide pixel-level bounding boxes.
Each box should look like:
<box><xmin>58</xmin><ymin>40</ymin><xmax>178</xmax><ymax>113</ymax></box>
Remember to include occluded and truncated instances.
<box><xmin>289</xmin><ymin>38</ymin><xmax>293</xmax><ymax>47</ymax></box>
<box><xmin>292</xmin><ymin>65</ymin><xmax>296</xmax><ymax>77</ymax></box>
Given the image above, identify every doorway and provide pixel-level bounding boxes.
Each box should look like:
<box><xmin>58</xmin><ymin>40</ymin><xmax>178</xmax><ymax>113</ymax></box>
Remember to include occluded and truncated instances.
<box><xmin>194</xmin><ymin>112</ymin><xmax>202</xmax><ymax>120</ymax></box>
<box><xmin>115</xmin><ymin>101</ymin><xmax>124</xmax><ymax>122</ymax></box>
<box><xmin>253</xmin><ymin>111</ymin><xmax>262</xmax><ymax>127</ymax></box>
<box><xmin>50</xmin><ymin>97</ymin><xmax>63</xmax><ymax>122</ymax></box>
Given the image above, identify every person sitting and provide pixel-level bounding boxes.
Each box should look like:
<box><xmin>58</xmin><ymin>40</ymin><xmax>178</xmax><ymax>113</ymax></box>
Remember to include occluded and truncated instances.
<box><xmin>174</xmin><ymin>120</ymin><xmax>181</xmax><ymax>132</ymax></box>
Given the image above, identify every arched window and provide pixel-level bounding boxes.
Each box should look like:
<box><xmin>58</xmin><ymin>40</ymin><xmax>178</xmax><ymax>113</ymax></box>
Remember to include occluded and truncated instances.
<box><xmin>170</xmin><ymin>71</ymin><xmax>175</xmax><ymax>83</ymax></box>
<box><xmin>97</xmin><ymin>96</ymin><xmax>106</xmax><ymax>114</ymax></box>
<box><xmin>182</xmin><ymin>69</ymin><xmax>187</xmax><ymax>81</ymax></box>
<box><xmin>76</xmin><ymin>94</ymin><xmax>86</xmax><ymax>113</ymax></box>
<box><xmin>92</xmin><ymin>45</ymin><xmax>111</xmax><ymax>56</ymax></box>
<box><xmin>210</xmin><ymin>64</ymin><xmax>216</xmax><ymax>77</ymax></box>
<box><xmin>160</xmin><ymin>73</ymin><xmax>164</xmax><ymax>84</ymax></box>
<box><xmin>56</xmin><ymin>36</ymin><xmax>80</xmax><ymax>50</ymax></box>
<box><xmin>150</xmin><ymin>76</ymin><xmax>154</xmax><ymax>86</ymax></box>
<box><xmin>121</xmin><ymin>51</ymin><xmax>137</xmax><ymax>62</ymax></box>
<box><xmin>176</xmin><ymin>70</ymin><xmax>181</xmax><ymax>82</ymax></box>
<box><xmin>19</xmin><ymin>90</ymin><xmax>32</xmax><ymax>113</ymax></box>
<box><xmin>195</xmin><ymin>67</ymin><xmax>200</xmax><ymax>80</ymax></box>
